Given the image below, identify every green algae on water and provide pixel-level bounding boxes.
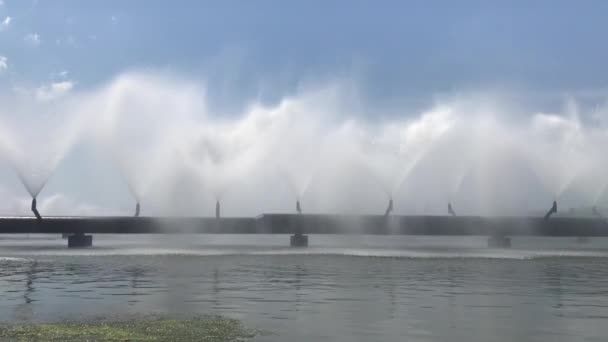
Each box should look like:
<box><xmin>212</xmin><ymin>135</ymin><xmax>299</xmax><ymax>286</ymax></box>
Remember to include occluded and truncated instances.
<box><xmin>0</xmin><ymin>315</ymin><xmax>262</xmax><ymax>342</ymax></box>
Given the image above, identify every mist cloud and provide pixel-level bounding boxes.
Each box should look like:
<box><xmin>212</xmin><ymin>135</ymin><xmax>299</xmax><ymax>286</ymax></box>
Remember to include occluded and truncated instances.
<box><xmin>1</xmin><ymin>71</ymin><xmax>607</xmax><ymax>217</ymax></box>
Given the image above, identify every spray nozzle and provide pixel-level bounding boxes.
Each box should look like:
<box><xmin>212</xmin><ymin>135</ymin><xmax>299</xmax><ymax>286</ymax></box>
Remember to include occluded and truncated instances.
<box><xmin>31</xmin><ymin>197</ymin><xmax>42</xmax><ymax>221</ymax></box>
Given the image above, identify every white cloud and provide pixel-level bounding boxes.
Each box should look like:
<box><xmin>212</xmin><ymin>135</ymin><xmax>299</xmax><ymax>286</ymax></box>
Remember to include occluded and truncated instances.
<box><xmin>50</xmin><ymin>70</ymin><xmax>70</xmax><ymax>80</ymax></box>
<box><xmin>24</xmin><ymin>32</ymin><xmax>41</xmax><ymax>46</ymax></box>
<box><xmin>35</xmin><ymin>81</ymin><xmax>74</xmax><ymax>101</ymax></box>
<box><xmin>0</xmin><ymin>56</ymin><xmax>7</xmax><ymax>73</ymax></box>
<box><xmin>11</xmin><ymin>80</ymin><xmax>75</xmax><ymax>101</ymax></box>
<box><xmin>0</xmin><ymin>16</ymin><xmax>10</xmax><ymax>32</ymax></box>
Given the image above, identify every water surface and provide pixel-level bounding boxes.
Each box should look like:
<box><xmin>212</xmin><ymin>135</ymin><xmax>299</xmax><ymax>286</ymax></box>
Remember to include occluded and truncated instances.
<box><xmin>1</xmin><ymin>235</ymin><xmax>608</xmax><ymax>341</ymax></box>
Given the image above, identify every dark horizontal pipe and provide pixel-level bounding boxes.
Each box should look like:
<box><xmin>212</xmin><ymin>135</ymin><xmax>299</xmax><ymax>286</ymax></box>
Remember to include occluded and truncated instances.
<box><xmin>0</xmin><ymin>214</ymin><xmax>607</xmax><ymax>236</ymax></box>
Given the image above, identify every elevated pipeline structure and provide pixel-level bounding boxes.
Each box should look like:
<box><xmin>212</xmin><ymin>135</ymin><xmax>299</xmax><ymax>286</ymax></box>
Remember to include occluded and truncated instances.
<box><xmin>0</xmin><ymin>214</ymin><xmax>607</xmax><ymax>248</ymax></box>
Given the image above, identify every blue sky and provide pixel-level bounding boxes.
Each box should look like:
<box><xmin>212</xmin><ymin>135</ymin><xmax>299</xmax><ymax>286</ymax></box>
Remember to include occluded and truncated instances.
<box><xmin>1</xmin><ymin>0</ymin><xmax>608</xmax><ymax>111</ymax></box>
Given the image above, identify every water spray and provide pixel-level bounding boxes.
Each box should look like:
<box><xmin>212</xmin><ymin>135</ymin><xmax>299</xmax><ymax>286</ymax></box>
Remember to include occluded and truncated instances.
<box><xmin>593</xmin><ymin>206</ymin><xmax>601</xmax><ymax>217</ymax></box>
<box><xmin>134</xmin><ymin>202</ymin><xmax>141</xmax><ymax>217</ymax></box>
<box><xmin>215</xmin><ymin>200</ymin><xmax>221</xmax><ymax>219</ymax></box>
<box><xmin>544</xmin><ymin>200</ymin><xmax>557</xmax><ymax>220</ymax></box>
<box><xmin>31</xmin><ymin>197</ymin><xmax>41</xmax><ymax>221</ymax></box>
<box><xmin>296</xmin><ymin>199</ymin><xmax>302</xmax><ymax>214</ymax></box>
<box><xmin>448</xmin><ymin>202</ymin><xmax>456</xmax><ymax>216</ymax></box>
<box><xmin>384</xmin><ymin>198</ymin><xmax>393</xmax><ymax>216</ymax></box>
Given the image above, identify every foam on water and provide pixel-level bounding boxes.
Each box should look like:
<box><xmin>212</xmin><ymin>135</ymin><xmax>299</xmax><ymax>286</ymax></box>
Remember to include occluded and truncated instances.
<box><xmin>2</xmin><ymin>234</ymin><xmax>608</xmax><ymax>261</ymax></box>
<box><xmin>0</xmin><ymin>257</ymin><xmax>30</xmax><ymax>262</ymax></box>
<box><xmin>2</xmin><ymin>237</ymin><xmax>608</xmax><ymax>260</ymax></box>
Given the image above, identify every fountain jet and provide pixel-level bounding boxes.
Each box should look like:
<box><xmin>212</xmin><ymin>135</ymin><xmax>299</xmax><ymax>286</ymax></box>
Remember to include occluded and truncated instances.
<box><xmin>544</xmin><ymin>200</ymin><xmax>557</xmax><ymax>220</ymax></box>
<box><xmin>448</xmin><ymin>202</ymin><xmax>456</xmax><ymax>216</ymax></box>
<box><xmin>215</xmin><ymin>200</ymin><xmax>221</xmax><ymax>219</ymax></box>
<box><xmin>296</xmin><ymin>200</ymin><xmax>302</xmax><ymax>214</ymax></box>
<box><xmin>384</xmin><ymin>198</ymin><xmax>393</xmax><ymax>216</ymax></box>
<box><xmin>31</xmin><ymin>197</ymin><xmax>41</xmax><ymax>221</ymax></box>
<box><xmin>134</xmin><ymin>202</ymin><xmax>140</xmax><ymax>217</ymax></box>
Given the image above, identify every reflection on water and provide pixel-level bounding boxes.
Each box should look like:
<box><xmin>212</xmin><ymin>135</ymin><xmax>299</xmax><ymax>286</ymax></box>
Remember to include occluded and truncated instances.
<box><xmin>1</xmin><ymin>235</ymin><xmax>608</xmax><ymax>341</ymax></box>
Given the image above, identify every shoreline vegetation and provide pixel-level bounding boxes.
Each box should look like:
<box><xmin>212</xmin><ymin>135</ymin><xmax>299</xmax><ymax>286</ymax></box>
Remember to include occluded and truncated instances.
<box><xmin>0</xmin><ymin>315</ymin><xmax>263</xmax><ymax>342</ymax></box>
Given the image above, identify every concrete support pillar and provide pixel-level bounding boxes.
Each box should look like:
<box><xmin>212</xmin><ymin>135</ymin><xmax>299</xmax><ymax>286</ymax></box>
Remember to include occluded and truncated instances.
<box><xmin>68</xmin><ymin>233</ymin><xmax>93</xmax><ymax>248</ymax></box>
<box><xmin>290</xmin><ymin>233</ymin><xmax>308</xmax><ymax>247</ymax></box>
<box><xmin>487</xmin><ymin>235</ymin><xmax>511</xmax><ymax>248</ymax></box>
